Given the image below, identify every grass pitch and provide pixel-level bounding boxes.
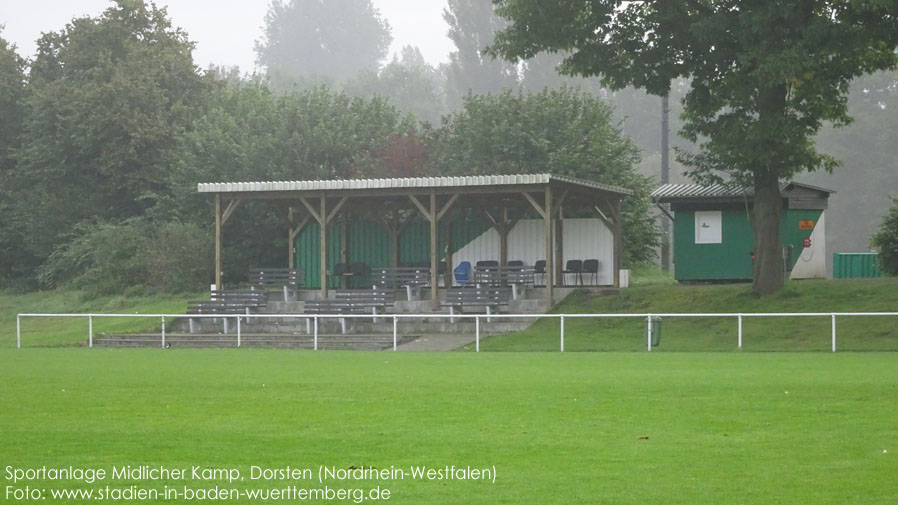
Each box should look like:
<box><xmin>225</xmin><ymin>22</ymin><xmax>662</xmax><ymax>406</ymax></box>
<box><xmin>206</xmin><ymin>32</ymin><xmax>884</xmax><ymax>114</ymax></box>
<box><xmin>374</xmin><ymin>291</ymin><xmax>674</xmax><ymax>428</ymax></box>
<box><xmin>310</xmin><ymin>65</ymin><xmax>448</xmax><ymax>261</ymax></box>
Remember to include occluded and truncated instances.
<box><xmin>1</xmin><ymin>350</ymin><xmax>896</xmax><ymax>504</ymax></box>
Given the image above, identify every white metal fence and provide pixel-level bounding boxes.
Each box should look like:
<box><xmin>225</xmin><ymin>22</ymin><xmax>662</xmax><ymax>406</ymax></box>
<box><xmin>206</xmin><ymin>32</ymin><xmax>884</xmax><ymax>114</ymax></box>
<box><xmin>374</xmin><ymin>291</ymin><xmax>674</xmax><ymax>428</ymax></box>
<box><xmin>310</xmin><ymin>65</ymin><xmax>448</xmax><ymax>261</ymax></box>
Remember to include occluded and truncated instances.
<box><xmin>14</xmin><ymin>311</ymin><xmax>898</xmax><ymax>352</ymax></box>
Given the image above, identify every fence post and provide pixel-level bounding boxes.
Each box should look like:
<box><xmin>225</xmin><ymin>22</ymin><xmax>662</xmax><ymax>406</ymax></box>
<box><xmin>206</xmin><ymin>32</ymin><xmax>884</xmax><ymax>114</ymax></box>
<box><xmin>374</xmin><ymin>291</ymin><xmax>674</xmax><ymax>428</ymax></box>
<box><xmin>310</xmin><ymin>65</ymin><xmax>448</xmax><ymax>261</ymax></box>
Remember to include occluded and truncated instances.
<box><xmin>161</xmin><ymin>316</ymin><xmax>166</xmax><ymax>348</ymax></box>
<box><xmin>236</xmin><ymin>316</ymin><xmax>241</xmax><ymax>348</ymax></box>
<box><xmin>647</xmin><ymin>314</ymin><xmax>653</xmax><ymax>352</ymax></box>
<box><xmin>313</xmin><ymin>316</ymin><xmax>318</xmax><ymax>351</ymax></box>
<box><xmin>737</xmin><ymin>314</ymin><xmax>743</xmax><ymax>349</ymax></box>
<box><xmin>16</xmin><ymin>315</ymin><xmax>21</xmax><ymax>349</ymax></box>
<box><xmin>560</xmin><ymin>315</ymin><xmax>565</xmax><ymax>352</ymax></box>
<box><xmin>392</xmin><ymin>315</ymin><xmax>398</xmax><ymax>352</ymax></box>
<box><xmin>475</xmin><ymin>315</ymin><xmax>480</xmax><ymax>353</ymax></box>
<box><xmin>88</xmin><ymin>314</ymin><xmax>93</xmax><ymax>348</ymax></box>
<box><xmin>831</xmin><ymin>314</ymin><xmax>836</xmax><ymax>352</ymax></box>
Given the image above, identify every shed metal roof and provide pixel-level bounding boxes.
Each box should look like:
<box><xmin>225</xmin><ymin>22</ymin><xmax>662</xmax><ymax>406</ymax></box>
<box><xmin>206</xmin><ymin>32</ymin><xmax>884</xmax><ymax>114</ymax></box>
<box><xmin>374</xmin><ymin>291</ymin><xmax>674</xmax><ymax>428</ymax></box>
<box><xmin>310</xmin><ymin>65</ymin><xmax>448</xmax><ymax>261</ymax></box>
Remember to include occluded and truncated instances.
<box><xmin>198</xmin><ymin>173</ymin><xmax>631</xmax><ymax>195</ymax></box>
<box><xmin>652</xmin><ymin>181</ymin><xmax>834</xmax><ymax>201</ymax></box>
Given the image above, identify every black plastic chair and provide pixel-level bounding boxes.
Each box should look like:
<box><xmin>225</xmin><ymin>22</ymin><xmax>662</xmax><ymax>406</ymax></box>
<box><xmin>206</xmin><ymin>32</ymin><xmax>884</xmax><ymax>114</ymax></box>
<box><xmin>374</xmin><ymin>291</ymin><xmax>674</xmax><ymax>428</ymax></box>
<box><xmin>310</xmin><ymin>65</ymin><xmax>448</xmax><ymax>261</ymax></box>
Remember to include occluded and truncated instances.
<box><xmin>563</xmin><ymin>259</ymin><xmax>583</xmax><ymax>286</ymax></box>
<box><xmin>348</xmin><ymin>262</ymin><xmax>366</xmax><ymax>287</ymax></box>
<box><xmin>330</xmin><ymin>263</ymin><xmax>349</xmax><ymax>288</ymax></box>
<box><xmin>507</xmin><ymin>260</ymin><xmax>524</xmax><ymax>269</ymax></box>
<box><xmin>582</xmin><ymin>259</ymin><xmax>599</xmax><ymax>285</ymax></box>
<box><xmin>534</xmin><ymin>260</ymin><xmax>546</xmax><ymax>286</ymax></box>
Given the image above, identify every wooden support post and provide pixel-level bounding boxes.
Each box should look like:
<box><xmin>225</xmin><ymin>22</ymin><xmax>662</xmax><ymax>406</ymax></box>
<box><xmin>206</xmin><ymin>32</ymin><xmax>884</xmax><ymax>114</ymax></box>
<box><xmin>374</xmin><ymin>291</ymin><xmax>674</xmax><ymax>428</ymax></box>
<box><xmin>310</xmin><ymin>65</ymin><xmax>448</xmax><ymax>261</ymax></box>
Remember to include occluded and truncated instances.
<box><xmin>545</xmin><ymin>187</ymin><xmax>554</xmax><ymax>307</ymax></box>
<box><xmin>340</xmin><ymin>210</ymin><xmax>349</xmax><ymax>289</ymax></box>
<box><xmin>320</xmin><ymin>195</ymin><xmax>328</xmax><ymax>298</ymax></box>
<box><xmin>613</xmin><ymin>198</ymin><xmax>623</xmax><ymax>288</ymax></box>
<box><xmin>390</xmin><ymin>212</ymin><xmax>400</xmax><ymax>269</ymax></box>
<box><xmin>430</xmin><ymin>191</ymin><xmax>439</xmax><ymax>310</ymax></box>
<box><xmin>215</xmin><ymin>194</ymin><xmax>222</xmax><ymax>289</ymax></box>
<box><xmin>555</xmin><ymin>212</ymin><xmax>564</xmax><ymax>287</ymax></box>
<box><xmin>288</xmin><ymin>207</ymin><xmax>295</xmax><ymax>269</ymax></box>
<box><xmin>499</xmin><ymin>208</ymin><xmax>509</xmax><ymax>267</ymax></box>
<box><xmin>444</xmin><ymin>219</ymin><xmax>453</xmax><ymax>287</ymax></box>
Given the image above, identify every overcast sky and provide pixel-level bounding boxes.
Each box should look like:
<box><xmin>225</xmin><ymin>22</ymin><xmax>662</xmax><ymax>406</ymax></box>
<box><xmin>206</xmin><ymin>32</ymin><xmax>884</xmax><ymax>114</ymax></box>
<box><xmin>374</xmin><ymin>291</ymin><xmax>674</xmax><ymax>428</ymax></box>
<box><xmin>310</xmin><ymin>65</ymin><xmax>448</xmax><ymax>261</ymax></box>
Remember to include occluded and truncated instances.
<box><xmin>0</xmin><ymin>0</ymin><xmax>454</xmax><ymax>71</ymax></box>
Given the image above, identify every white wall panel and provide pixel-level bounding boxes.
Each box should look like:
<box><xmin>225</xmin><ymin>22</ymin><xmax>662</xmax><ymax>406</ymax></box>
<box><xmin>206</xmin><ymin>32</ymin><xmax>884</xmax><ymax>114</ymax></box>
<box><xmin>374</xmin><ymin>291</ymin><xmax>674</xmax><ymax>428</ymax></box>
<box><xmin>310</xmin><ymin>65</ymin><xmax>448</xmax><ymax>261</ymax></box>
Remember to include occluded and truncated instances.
<box><xmin>451</xmin><ymin>218</ymin><xmax>615</xmax><ymax>286</ymax></box>
<box><xmin>789</xmin><ymin>211</ymin><xmax>827</xmax><ymax>279</ymax></box>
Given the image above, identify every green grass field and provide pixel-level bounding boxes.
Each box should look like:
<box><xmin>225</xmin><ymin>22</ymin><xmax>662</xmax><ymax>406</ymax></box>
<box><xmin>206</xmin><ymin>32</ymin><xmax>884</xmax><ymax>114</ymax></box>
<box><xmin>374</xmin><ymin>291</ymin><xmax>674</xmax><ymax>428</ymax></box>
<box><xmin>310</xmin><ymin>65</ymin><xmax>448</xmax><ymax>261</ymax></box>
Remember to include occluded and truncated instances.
<box><xmin>478</xmin><ymin>277</ymin><xmax>898</xmax><ymax>352</ymax></box>
<box><xmin>1</xmin><ymin>350</ymin><xmax>896</xmax><ymax>504</ymax></box>
<box><xmin>0</xmin><ymin>290</ymin><xmax>198</xmax><ymax>348</ymax></box>
<box><xmin>6</xmin><ymin>277</ymin><xmax>898</xmax><ymax>351</ymax></box>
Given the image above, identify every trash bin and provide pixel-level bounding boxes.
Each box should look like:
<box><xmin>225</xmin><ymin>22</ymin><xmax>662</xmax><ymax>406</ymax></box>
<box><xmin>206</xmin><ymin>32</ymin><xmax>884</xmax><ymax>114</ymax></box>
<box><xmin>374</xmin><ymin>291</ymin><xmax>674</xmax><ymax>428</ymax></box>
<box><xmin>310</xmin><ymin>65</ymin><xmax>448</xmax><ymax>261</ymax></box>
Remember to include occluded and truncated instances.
<box><xmin>646</xmin><ymin>316</ymin><xmax>661</xmax><ymax>347</ymax></box>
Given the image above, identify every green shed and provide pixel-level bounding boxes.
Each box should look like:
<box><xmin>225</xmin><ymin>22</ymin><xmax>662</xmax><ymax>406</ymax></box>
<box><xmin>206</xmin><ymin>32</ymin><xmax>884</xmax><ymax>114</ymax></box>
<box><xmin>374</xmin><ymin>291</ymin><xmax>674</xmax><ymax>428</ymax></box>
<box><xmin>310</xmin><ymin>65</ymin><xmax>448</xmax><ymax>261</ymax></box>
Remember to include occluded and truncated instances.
<box><xmin>652</xmin><ymin>182</ymin><xmax>834</xmax><ymax>282</ymax></box>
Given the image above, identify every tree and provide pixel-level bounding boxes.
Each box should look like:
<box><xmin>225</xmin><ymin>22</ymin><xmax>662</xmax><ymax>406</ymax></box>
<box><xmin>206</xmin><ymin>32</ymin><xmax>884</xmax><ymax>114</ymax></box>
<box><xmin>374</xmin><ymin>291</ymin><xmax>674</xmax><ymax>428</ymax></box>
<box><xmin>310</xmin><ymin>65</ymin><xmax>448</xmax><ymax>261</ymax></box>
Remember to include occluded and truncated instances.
<box><xmin>255</xmin><ymin>0</ymin><xmax>392</xmax><ymax>88</ymax></box>
<box><xmin>490</xmin><ymin>1</ymin><xmax>898</xmax><ymax>294</ymax></box>
<box><xmin>443</xmin><ymin>0</ymin><xmax>519</xmax><ymax>108</ymax></box>
<box><xmin>806</xmin><ymin>70</ymin><xmax>898</xmax><ymax>261</ymax></box>
<box><xmin>344</xmin><ymin>46</ymin><xmax>446</xmax><ymax>125</ymax></box>
<box><xmin>168</xmin><ymin>81</ymin><xmax>414</xmax><ymax>279</ymax></box>
<box><xmin>0</xmin><ymin>29</ymin><xmax>28</xmax><ymax>285</ymax></box>
<box><xmin>871</xmin><ymin>198</ymin><xmax>898</xmax><ymax>276</ymax></box>
<box><xmin>10</xmin><ymin>0</ymin><xmax>210</xmax><ymax>270</ymax></box>
<box><xmin>432</xmin><ymin>87</ymin><xmax>658</xmax><ymax>264</ymax></box>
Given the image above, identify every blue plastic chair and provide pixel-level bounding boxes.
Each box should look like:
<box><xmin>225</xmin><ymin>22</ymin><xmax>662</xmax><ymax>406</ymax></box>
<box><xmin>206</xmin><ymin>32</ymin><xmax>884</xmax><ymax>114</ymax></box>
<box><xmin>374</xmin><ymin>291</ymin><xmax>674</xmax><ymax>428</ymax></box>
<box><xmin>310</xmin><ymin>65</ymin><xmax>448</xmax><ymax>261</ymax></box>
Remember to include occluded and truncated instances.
<box><xmin>454</xmin><ymin>261</ymin><xmax>472</xmax><ymax>286</ymax></box>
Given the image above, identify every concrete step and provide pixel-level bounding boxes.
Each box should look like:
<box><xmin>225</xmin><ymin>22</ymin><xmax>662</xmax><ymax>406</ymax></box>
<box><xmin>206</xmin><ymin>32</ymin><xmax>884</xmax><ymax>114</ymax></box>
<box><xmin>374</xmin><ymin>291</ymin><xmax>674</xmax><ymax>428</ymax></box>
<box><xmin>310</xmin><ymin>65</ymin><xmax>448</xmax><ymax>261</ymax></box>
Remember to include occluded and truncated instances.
<box><xmin>170</xmin><ymin>318</ymin><xmax>534</xmax><ymax>335</ymax></box>
<box><xmin>94</xmin><ymin>333</ymin><xmax>417</xmax><ymax>350</ymax></box>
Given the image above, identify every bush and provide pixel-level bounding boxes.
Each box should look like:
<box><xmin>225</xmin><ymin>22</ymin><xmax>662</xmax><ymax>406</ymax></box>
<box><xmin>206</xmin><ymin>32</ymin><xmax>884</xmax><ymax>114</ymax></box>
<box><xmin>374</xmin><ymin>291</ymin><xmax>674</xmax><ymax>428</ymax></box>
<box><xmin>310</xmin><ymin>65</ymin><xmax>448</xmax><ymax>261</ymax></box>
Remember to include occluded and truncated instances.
<box><xmin>871</xmin><ymin>198</ymin><xmax>898</xmax><ymax>276</ymax></box>
<box><xmin>38</xmin><ymin>219</ymin><xmax>212</xmax><ymax>298</ymax></box>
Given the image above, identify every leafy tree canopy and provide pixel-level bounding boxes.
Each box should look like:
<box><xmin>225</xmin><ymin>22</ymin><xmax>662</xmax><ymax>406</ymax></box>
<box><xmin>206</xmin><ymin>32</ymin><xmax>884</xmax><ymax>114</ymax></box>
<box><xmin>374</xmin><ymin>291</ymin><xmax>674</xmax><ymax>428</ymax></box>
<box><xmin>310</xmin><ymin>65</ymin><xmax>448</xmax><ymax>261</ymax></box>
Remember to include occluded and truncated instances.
<box><xmin>0</xmin><ymin>28</ymin><xmax>25</xmax><ymax>163</ymax></box>
<box><xmin>12</xmin><ymin>0</ymin><xmax>209</xmax><ymax>262</ymax></box>
<box><xmin>872</xmin><ymin>198</ymin><xmax>898</xmax><ymax>276</ymax></box>
<box><xmin>0</xmin><ymin>29</ymin><xmax>28</xmax><ymax>285</ymax></box>
<box><xmin>255</xmin><ymin>0</ymin><xmax>392</xmax><ymax>87</ymax></box>
<box><xmin>344</xmin><ymin>46</ymin><xmax>446</xmax><ymax>125</ymax></box>
<box><xmin>490</xmin><ymin>1</ymin><xmax>898</xmax><ymax>294</ymax></box>
<box><xmin>432</xmin><ymin>87</ymin><xmax>658</xmax><ymax>264</ymax></box>
<box><xmin>443</xmin><ymin>0</ymin><xmax>519</xmax><ymax>107</ymax></box>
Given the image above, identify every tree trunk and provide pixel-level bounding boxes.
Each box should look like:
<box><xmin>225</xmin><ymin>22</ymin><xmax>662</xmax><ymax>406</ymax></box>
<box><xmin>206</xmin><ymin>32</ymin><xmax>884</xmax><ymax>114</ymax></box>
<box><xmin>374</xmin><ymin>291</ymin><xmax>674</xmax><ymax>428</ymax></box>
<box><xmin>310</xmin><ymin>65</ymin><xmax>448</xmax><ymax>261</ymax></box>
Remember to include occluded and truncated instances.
<box><xmin>751</xmin><ymin>173</ymin><xmax>784</xmax><ymax>295</ymax></box>
<box><xmin>751</xmin><ymin>84</ymin><xmax>788</xmax><ymax>296</ymax></box>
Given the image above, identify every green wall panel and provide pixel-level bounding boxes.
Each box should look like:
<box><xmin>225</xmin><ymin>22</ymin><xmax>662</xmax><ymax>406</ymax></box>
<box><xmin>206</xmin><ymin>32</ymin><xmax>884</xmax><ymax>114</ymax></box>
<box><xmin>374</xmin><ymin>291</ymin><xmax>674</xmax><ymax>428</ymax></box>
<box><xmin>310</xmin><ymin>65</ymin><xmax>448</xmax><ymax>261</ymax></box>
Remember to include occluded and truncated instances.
<box><xmin>673</xmin><ymin>208</ymin><xmax>822</xmax><ymax>281</ymax></box>
<box><xmin>673</xmin><ymin>209</ymin><xmax>754</xmax><ymax>281</ymax></box>
<box><xmin>833</xmin><ymin>253</ymin><xmax>882</xmax><ymax>279</ymax></box>
<box><xmin>295</xmin><ymin>216</ymin><xmax>491</xmax><ymax>288</ymax></box>
<box><xmin>293</xmin><ymin>222</ymin><xmax>342</xmax><ymax>289</ymax></box>
<box><xmin>346</xmin><ymin>221</ymin><xmax>390</xmax><ymax>287</ymax></box>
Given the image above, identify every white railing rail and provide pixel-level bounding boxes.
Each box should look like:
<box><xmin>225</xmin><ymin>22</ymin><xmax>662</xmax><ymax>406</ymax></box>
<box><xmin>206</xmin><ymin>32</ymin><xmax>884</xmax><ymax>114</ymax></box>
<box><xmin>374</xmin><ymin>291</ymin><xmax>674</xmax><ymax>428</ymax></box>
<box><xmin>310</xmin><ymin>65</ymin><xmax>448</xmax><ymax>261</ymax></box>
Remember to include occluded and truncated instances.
<box><xmin>15</xmin><ymin>312</ymin><xmax>898</xmax><ymax>352</ymax></box>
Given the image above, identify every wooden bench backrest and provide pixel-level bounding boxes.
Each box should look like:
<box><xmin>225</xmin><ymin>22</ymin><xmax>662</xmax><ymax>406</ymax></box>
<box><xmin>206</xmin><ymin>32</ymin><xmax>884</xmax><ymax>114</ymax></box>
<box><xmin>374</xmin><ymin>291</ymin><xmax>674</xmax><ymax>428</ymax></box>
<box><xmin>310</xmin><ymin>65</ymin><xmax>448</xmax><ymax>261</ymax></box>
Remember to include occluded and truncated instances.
<box><xmin>248</xmin><ymin>268</ymin><xmax>304</xmax><ymax>287</ymax></box>
<box><xmin>371</xmin><ymin>267</ymin><xmax>431</xmax><ymax>286</ymax></box>
<box><xmin>209</xmin><ymin>290</ymin><xmax>269</xmax><ymax>305</ymax></box>
<box><xmin>335</xmin><ymin>289</ymin><xmax>396</xmax><ymax>305</ymax></box>
<box><xmin>444</xmin><ymin>287</ymin><xmax>511</xmax><ymax>306</ymax></box>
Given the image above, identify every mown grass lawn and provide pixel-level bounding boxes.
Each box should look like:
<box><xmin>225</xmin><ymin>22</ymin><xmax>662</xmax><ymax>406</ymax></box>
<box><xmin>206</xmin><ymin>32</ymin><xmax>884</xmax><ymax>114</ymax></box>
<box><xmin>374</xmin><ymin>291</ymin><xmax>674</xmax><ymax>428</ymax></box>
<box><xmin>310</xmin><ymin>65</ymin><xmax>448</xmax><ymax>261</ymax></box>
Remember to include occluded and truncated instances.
<box><xmin>0</xmin><ymin>290</ymin><xmax>199</xmax><ymax>348</ymax></box>
<box><xmin>477</xmin><ymin>277</ymin><xmax>898</xmax><ymax>352</ymax></box>
<box><xmin>1</xmin><ymin>350</ymin><xmax>896</xmax><ymax>504</ymax></box>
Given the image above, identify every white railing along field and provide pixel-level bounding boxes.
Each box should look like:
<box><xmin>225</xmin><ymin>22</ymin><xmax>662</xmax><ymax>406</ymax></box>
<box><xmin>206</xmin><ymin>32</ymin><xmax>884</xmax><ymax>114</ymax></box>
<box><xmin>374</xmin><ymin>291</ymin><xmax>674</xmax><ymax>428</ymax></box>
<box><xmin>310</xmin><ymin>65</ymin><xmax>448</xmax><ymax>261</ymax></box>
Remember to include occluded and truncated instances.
<box><xmin>15</xmin><ymin>311</ymin><xmax>898</xmax><ymax>352</ymax></box>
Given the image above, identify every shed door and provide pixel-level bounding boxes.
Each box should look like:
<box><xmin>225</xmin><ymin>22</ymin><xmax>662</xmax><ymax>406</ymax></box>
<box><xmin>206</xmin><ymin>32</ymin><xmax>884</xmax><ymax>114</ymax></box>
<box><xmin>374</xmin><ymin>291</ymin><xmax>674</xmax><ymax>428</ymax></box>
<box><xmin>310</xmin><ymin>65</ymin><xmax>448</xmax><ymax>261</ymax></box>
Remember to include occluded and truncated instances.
<box><xmin>695</xmin><ymin>211</ymin><xmax>722</xmax><ymax>244</ymax></box>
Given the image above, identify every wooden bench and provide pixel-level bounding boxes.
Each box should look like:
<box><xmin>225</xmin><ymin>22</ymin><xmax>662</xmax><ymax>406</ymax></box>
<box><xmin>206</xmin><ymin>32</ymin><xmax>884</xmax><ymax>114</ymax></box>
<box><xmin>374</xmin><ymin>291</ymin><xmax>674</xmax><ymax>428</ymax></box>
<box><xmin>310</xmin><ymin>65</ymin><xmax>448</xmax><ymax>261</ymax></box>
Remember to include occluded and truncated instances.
<box><xmin>249</xmin><ymin>267</ymin><xmax>304</xmax><ymax>300</ymax></box>
<box><xmin>473</xmin><ymin>265</ymin><xmax>535</xmax><ymax>299</ymax></box>
<box><xmin>372</xmin><ymin>266</ymin><xmax>431</xmax><ymax>299</ymax></box>
<box><xmin>187</xmin><ymin>290</ymin><xmax>269</xmax><ymax>333</ymax></box>
<box><xmin>443</xmin><ymin>286</ymin><xmax>511</xmax><ymax>323</ymax></box>
<box><xmin>304</xmin><ymin>289</ymin><xmax>396</xmax><ymax>333</ymax></box>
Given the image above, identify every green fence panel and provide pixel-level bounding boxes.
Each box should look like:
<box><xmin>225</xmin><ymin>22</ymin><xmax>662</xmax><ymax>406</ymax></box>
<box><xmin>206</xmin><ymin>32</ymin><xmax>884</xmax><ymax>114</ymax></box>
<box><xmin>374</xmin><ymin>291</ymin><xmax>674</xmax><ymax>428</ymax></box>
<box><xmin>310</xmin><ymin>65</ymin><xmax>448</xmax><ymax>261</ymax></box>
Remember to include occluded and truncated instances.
<box><xmin>833</xmin><ymin>253</ymin><xmax>882</xmax><ymax>279</ymax></box>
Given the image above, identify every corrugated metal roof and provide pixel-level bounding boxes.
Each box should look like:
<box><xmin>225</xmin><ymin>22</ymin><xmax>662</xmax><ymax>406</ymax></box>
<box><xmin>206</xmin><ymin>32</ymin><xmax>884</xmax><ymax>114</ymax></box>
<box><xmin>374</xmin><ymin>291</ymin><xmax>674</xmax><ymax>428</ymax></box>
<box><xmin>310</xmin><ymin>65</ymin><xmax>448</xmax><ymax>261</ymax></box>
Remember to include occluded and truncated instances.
<box><xmin>652</xmin><ymin>181</ymin><xmax>833</xmax><ymax>200</ymax></box>
<box><xmin>197</xmin><ymin>173</ymin><xmax>632</xmax><ymax>195</ymax></box>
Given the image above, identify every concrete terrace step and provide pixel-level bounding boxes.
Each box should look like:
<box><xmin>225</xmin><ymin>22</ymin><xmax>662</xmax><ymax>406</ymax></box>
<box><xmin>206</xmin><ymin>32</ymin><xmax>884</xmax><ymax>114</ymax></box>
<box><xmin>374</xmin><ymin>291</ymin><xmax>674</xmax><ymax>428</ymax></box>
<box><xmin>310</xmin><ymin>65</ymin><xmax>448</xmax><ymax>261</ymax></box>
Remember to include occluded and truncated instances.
<box><xmin>94</xmin><ymin>333</ymin><xmax>417</xmax><ymax>350</ymax></box>
<box><xmin>171</xmin><ymin>318</ymin><xmax>535</xmax><ymax>335</ymax></box>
